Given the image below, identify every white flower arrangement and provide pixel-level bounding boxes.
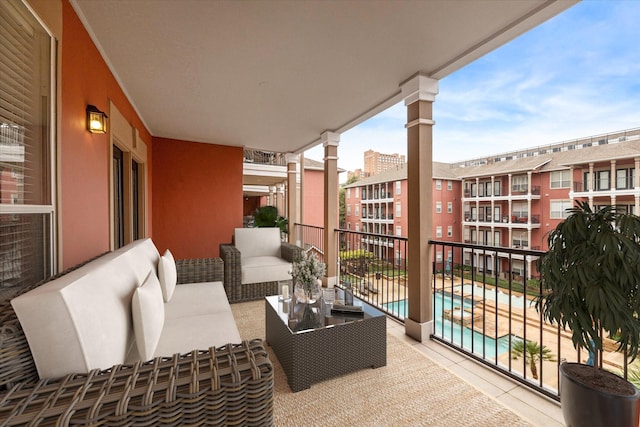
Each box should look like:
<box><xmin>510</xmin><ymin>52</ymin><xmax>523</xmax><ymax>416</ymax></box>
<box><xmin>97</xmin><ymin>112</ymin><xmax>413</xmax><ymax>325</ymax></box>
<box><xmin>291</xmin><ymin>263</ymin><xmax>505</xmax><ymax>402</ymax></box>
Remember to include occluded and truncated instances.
<box><xmin>291</xmin><ymin>251</ymin><xmax>326</xmax><ymax>296</ymax></box>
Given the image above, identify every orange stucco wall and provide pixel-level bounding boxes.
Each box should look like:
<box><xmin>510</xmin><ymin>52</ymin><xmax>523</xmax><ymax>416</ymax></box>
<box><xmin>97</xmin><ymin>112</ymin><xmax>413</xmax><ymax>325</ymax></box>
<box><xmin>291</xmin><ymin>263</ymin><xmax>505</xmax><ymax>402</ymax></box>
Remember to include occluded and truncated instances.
<box><xmin>303</xmin><ymin>169</ymin><xmax>325</xmax><ymax>227</ymax></box>
<box><xmin>151</xmin><ymin>138</ymin><xmax>243</xmax><ymax>259</ymax></box>
<box><xmin>60</xmin><ymin>0</ymin><xmax>152</xmax><ymax>269</ymax></box>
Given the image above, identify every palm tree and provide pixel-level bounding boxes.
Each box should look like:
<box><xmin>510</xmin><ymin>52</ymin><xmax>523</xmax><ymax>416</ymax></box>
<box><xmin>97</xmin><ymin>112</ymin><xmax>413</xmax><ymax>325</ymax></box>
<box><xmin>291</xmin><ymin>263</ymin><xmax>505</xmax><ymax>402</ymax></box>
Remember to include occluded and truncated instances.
<box><xmin>511</xmin><ymin>338</ymin><xmax>555</xmax><ymax>380</ymax></box>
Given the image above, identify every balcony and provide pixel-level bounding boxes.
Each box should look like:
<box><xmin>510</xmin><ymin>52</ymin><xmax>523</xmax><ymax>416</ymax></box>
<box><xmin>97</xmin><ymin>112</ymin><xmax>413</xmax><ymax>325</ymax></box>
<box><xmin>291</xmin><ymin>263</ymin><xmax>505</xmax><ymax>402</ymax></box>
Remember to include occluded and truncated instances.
<box><xmin>297</xmin><ymin>226</ymin><xmax>635</xmax><ymax>405</ymax></box>
<box><xmin>3</xmin><ymin>1</ymin><xmax>581</xmax><ymax>424</ymax></box>
<box><xmin>294</xmin><ymin>225</ymin><xmax>565</xmax><ymax>423</ymax></box>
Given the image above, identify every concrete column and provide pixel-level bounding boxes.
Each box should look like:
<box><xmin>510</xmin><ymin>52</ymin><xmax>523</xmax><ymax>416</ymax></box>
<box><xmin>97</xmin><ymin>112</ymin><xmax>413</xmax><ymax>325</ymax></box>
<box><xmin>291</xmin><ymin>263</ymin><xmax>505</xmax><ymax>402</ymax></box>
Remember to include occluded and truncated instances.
<box><xmin>277</xmin><ymin>183</ymin><xmax>285</xmax><ymax>217</ymax></box>
<box><xmin>611</xmin><ymin>160</ymin><xmax>616</xmax><ymax>192</ymax></box>
<box><xmin>269</xmin><ymin>186</ymin><xmax>276</xmax><ymax>206</ymax></box>
<box><xmin>589</xmin><ymin>163</ymin><xmax>595</xmax><ymax>192</ymax></box>
<box><xmin>401</xmin><ymin>74</ymin><xmax>438</xmax><ymax>342</ymax></box>
<box><xmin>286</xmin><ymin>154</ymin><xmax>299</xmax><ymax>243</ymax></box>
<box><xmin>322</xmin><ymin>131</ymin><xmax>340</xmax><ymax>288</ymax></box>
<box><xmin>490</xmin><ymin>176</ymin><xmax>495</xmax><ymax>222</ymax></box>
<box><xmin>299</xmin><ymin>152</ymin><xmax>305</xmax><ymax>229</ymax></box>
<box><xmin>569</xmin><ymin>166</ymin><xmax>574</xmax><ymax>202</ymax></box>
<box><xmin>635</xmin><ymin>158</ymin><xmax>640</xmax><ymax>214</ymax></box>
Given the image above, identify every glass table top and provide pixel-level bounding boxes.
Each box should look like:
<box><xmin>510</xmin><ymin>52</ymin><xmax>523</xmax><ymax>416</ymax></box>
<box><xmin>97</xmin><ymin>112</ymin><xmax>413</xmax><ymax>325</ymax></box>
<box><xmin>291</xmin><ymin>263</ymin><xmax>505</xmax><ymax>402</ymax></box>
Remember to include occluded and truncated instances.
<box><xmin>265</xmin><ymin>292</ymin><xmax>385</xmax><ymax>333</ymax></box>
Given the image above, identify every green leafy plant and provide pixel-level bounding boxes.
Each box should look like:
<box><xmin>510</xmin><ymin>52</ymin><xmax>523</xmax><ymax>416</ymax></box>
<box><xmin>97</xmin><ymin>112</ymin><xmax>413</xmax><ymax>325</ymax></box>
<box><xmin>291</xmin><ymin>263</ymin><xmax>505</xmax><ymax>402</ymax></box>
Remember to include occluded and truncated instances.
<box><xmin>254</xmin><ymin>205</ymin><xmax>288</xmax><ymax>234</ymax></box>
<box><xmin>535</xmin><ymin>201</ymin><xmax>640</xmax><ymax>370</ymax></box>
<box><xmin>511</xmin><ymin>338</ymin><xmax>555</xmax><ymax>379</ymax></box>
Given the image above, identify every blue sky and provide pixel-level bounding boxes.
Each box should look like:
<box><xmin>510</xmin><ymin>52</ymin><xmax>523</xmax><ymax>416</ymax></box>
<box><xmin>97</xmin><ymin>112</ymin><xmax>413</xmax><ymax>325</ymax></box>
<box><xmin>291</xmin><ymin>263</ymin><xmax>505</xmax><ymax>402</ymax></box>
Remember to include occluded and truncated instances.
<box><xmin>307</xmin><ymin>1</ymin><xmax>640</xmax><ymax>178</ymax></box>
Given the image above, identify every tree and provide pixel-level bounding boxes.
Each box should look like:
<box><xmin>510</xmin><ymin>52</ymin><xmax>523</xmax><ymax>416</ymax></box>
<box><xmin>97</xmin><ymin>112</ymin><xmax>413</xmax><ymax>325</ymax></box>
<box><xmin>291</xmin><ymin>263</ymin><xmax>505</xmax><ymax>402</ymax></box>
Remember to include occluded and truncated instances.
<box><xmin>339</xmin><ymin>175</ymin><xmax>360</xmax><ymax>228</ymax></box>
<box><xmin>511</xmin><ymin>338</ymin><xmax>555</xmax><ymax>380</ymax></box>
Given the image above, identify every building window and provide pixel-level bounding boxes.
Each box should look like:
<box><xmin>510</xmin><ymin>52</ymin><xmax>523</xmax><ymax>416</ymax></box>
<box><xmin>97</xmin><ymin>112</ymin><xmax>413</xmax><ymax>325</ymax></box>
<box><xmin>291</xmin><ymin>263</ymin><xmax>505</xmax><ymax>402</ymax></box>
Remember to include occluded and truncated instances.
<box><xmin>346</xmin><ymin>188</ymin><xmax>351</xmax><ymax>199</ymax></box>
<box><xmin>436</xmin><ymin>226</ymin><xmax>442</xmax><ymax>238</ymax></box>
<box><xmin>596</xmin><ymin>170</ymin><xmax>610</xmax><ymax>191</ymax></box>
<box><xmin>346</xmin><ymin>205</ymin><xmax>351</xmax><ymax>216</ymax></box>
<box><xmin>447</xmin><ymin>202</ymin><xmax>453</xmax><ymax>213</ymax></box>
<box><xmin>355</xmin><ymin>223</ymin><xmax>360</xmax><ymax>232</ymax></box>
<box><xmin>355</xmin><ymin>204</ymin><xmax>359</xmax><ymax>216</ymax></box>
<box><xmin>512</xmin><ymin>175</ymin><xmax>528</xmax><ymax>193</ymax></box>
<box><xmin>395</xmin><ymin>181</ymin><xmax>401</xmax><ymax>195</ymax></box>
<box><xmin>512</xmin><ymin>202</ymin><xmax>528</xmax><ymax>221</ymax></box>
<box><xmin>447</xmin><ymin>180</ymin><xmax>453</xmax><ymax>190</ymax></box>
<box><xmin>435</xmin><ymin>179</ymin><xmax>442</xmax><ymax>190</ymax></box>
<box><xmin>355</xmin><ymin>187</ymin><xmax>360</xmax><ymax>198</ymax></box>
<box><xmin>396</xmin><ymin>226</ymin><xmax>401</xmax><ymax>236</ymax></box>
<box><xmin>550</xmin><ymin>170</ymin><xmax>571</xmax><ymax>188</ymax></box>
<box><xmin>583</xmin><ymin>171</ymin><xmax>591</xmax><ymax>191</ymax></box>
<box><xmin>447</xmin><ymin>226</ymin><xmax>453</xmax><ymax>237</ymax></box>
<box><xmin>550</xmin><ymin>200</ymin><xmax>572</xmax><ymax>219</ymax></box>
<box><xmin>512</xmin><ymin>231</ymin><xmax>528</xmax><ymax>248</ymax></box>
<box><xmin>1</xmin><ymin>0</ymin><xmax>54</xmax><ymax>288</ymax></box>
<box><xmin>435</xmin><ymin>201</ymin><xmax>442</xmax><ymax>213</ymax></box>
<box><xmin>395</xmin><ymin>202</ymin><xmax>401</xmax><ymax>218</ymax></box>
<box><xmin>616</xmin><ymin>168</ymin><xmax>634</xmax><ymax>190</ymax></box>
<box><xmin>494</xmin><ymin>180</ymin><xmax>501</xmax><ymax>196</ymax></box>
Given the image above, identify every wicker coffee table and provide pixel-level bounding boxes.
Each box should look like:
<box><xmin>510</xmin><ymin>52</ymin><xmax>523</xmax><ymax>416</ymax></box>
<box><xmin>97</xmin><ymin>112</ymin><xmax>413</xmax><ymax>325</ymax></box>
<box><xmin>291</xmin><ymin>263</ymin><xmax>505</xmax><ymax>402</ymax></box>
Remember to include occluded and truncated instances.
<box><xmin>265</xmin><ymin>294</ymin><xmax>386</xmax><ymax>392</ymax></box>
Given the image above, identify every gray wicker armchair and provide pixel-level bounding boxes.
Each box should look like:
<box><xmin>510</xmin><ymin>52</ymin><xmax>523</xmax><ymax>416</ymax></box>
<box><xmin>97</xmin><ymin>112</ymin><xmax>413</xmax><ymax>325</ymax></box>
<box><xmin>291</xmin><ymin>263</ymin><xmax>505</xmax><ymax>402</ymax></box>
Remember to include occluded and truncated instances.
<box><xmin>220</xmin><ymin>235</ymin><xmax>302</xmax><ymax>303</ymax></box>
<box><xmin>0</xmin><ymin>258</ymin><xmax>274</xmax><ymax>426</ymax></box>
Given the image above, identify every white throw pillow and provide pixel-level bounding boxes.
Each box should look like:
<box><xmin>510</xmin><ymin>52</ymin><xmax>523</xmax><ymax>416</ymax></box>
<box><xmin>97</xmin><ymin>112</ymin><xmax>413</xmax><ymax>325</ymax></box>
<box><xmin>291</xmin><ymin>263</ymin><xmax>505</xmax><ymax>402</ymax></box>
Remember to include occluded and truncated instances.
<box><xmin>132</xmin><ymin>270</ymin><xmax>165</xmax><ymax>361</ymax></box>
<box><xmin>158</xmin><ymin>249</ymin><xmax>177</xmax><ymax>302</ymax></box>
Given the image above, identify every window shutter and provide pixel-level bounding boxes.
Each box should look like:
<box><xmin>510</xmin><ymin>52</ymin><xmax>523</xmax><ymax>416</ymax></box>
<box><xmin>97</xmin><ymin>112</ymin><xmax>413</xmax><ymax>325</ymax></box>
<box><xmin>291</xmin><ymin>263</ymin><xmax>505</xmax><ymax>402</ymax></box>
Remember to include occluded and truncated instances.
<box><xmin>0</xmin><ymin>0</ymin><xmax>54</xmax><ymax>291</ymax></box>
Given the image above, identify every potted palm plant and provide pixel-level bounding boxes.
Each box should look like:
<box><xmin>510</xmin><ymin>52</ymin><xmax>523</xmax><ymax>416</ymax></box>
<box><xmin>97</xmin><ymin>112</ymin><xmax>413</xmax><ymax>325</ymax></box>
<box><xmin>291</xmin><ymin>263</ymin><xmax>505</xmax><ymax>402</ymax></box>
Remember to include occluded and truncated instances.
<box><xmin>254</xmin><ymin>205</ymin><xmax>288</xmax><ymax>235</ymax></box>
<box><xmin>536</xmin><ymin>201</ymin><xmax>640</xmax><ymax>427</ymax></box>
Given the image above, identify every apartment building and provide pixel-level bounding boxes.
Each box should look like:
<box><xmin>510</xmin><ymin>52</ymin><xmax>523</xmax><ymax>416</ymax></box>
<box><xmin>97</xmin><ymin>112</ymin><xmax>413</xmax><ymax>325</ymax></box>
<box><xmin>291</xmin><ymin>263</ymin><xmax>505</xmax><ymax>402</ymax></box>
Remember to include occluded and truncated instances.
<box><xmin>363</xmin><ymin>150</ymin><xmax>406</xmax><ymax>176</ymax></box>
<box><xmin>344</xmin><ymin>162</ymin><xmax>462</xmax><ymax>267</ymax></box>
<box><xmin>345</xmin><ymin>127</ymin><xmax>640</xmax><ymax>279</ymax></box>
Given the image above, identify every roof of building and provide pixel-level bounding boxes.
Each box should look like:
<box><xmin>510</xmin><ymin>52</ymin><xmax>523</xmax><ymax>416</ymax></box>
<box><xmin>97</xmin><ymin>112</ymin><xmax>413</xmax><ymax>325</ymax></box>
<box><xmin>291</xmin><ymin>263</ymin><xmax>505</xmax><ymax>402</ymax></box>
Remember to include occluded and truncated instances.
<box><xmin>343</xmin><ymin>161</ymin><xmax>459</xmax><ymax>188</ymax></box>
<box><xmin>342</xmin><ymin>128</ymin><xmax>640</xmax><ymax>185</ymax></box>
<box><xmin>305</xmin><ymin>157</ymin><xmax>346</xmax><ymax>173</ymax></box>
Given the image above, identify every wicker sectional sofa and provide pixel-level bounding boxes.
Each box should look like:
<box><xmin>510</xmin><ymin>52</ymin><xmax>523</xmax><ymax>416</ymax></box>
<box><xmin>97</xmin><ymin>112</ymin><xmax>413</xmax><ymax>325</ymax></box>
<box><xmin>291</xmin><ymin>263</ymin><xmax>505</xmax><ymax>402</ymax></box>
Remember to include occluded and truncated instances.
<box><xmin>0</xmin><ymin>239</ymin><xmax>273</xmax><ymax>426</ymax></box>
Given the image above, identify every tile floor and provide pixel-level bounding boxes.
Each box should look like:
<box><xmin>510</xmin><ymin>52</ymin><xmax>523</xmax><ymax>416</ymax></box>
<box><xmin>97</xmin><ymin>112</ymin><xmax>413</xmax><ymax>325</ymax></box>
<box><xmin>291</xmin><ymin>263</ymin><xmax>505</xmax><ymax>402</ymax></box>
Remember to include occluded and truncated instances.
<box><xmin>386</xmin><ymin>317</ymin><xmax>565</xmax><ymax>427</ymax></box>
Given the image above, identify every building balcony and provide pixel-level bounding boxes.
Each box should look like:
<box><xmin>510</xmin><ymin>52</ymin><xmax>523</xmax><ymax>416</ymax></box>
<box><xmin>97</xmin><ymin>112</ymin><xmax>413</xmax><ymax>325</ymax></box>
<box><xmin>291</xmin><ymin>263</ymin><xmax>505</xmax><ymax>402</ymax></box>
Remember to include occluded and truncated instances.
<box><xmin>5</xmin><ymin>1</ymin><xmax>580</xmax><ymax>424</ymax></box>
<box><xmin>295</xmin><ymin>225</ymin><xmax>630</xmax><ymax>425</ymax></box>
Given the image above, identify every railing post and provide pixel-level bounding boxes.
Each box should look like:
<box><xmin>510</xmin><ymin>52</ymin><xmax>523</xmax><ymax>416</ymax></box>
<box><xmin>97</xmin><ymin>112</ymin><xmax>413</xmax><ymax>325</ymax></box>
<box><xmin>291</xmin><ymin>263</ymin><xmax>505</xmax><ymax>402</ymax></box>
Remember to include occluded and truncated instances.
<box><xmin>401</xmin><ymin>73</ymin><xmax>438</xmax><ymax>342</ymax></box>
<box><xmin>322</xmin><ymin>131</ymin><xmax>340</xmax><ymax>287</ymax></box>
<box><xmin>286</xmin><ymin>153</ymin><xmax>299</xmax><ymax>243</ymax></box>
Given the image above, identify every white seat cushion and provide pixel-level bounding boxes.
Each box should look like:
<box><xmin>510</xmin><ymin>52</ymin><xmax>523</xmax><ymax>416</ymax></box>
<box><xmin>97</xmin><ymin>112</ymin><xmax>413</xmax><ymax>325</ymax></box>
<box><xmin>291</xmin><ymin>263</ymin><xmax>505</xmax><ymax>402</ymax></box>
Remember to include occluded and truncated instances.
<box><xmin>164</xmin><ymin>281</ymin><xmax>230</xmax><ymax>319</ymax></box>
<box><xmin>154</xmin><ymin>312</ymin><xmax>241</xmax><ymax>357</ymax></box>
<box><xmin>158</xmin><ymin>249</ymin><xmax>177</xmax><ymax>302</ymax></box>
<box><xmin>234</xmin><ymin>227</ymin><xmax>281</xmax><ymax>259</ymax></box>
<box><xmin>132</xmin><ymin>270</ymin><xmax>165</xmax><ymax>361</ymax></box>
<box><xmin>241</xmin><ymin>256</ymin><xmax>292</xmax><ymax>284</ymax></box>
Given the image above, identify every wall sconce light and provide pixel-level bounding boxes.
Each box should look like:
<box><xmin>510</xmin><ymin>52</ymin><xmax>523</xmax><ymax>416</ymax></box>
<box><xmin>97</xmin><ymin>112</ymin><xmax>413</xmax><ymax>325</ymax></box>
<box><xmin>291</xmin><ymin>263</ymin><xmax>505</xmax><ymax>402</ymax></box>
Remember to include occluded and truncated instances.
<box><xmin>86</xmin><ymin>104</ymin><xmax>108</xmax><ymax>134</ymax></box>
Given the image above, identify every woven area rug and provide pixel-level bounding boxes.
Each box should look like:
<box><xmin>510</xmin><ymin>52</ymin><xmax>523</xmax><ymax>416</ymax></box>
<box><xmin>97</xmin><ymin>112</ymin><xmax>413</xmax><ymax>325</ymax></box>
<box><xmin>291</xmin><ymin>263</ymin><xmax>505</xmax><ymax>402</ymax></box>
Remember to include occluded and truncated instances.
<box><xmin>231</xmin><ymin>300</ymin><xmax>531</xmax><ymax>427</ymax></box>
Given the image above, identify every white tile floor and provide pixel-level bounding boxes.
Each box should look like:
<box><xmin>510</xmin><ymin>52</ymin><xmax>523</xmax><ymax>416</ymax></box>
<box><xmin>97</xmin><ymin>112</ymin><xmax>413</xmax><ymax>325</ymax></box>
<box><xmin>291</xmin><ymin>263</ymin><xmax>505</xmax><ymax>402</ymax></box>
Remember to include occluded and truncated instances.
<box><xmin>386</xmin><ymin>318</ymin><xmax>565</xmax><ymax>427</ymax></box>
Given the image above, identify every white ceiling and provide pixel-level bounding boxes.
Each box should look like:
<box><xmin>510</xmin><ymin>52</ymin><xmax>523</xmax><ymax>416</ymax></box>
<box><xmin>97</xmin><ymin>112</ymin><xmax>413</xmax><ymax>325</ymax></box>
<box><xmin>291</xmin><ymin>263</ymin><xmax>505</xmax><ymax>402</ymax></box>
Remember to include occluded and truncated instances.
<box><xmin>71</xmin><ymin>0</ymin><xmax>576</xmax><ymax>155</ymax></box>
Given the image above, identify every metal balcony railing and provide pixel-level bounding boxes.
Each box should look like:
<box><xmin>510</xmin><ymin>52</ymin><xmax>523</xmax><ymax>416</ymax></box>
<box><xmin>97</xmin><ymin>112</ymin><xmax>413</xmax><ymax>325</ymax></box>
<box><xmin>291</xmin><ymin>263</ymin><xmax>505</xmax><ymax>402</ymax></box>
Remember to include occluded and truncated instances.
<box><xmin>428</xmin><ymin>240</ymin><xmax>636</xmax><ymax>402</ymax></box>
<box><xmin>296</xmin><ymin>224</ymin><xmax>637</xmax><ymax>402</ymax></box>
<box><xmin>243</xmin><ymin>148</ymin><xmax>286</xmax><ymax>166</ymax></box>
<box><xmin>335</xmin><ymin>229</ymin><xmax>408</xmax><ymax>322</ymax></box>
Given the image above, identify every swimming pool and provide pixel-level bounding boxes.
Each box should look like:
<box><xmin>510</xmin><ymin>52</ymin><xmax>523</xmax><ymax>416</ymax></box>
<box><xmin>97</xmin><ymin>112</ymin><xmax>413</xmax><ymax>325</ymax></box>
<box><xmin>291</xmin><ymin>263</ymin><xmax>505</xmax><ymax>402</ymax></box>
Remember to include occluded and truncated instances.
<box><xmin>384</xmin><ymin>293</ymin><xmax>515</xmax><ymax>358</ymax></box>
